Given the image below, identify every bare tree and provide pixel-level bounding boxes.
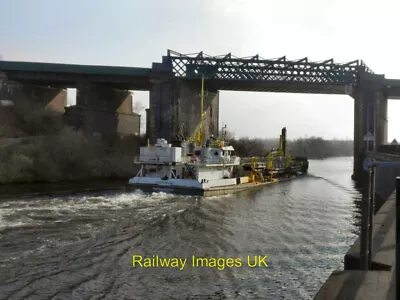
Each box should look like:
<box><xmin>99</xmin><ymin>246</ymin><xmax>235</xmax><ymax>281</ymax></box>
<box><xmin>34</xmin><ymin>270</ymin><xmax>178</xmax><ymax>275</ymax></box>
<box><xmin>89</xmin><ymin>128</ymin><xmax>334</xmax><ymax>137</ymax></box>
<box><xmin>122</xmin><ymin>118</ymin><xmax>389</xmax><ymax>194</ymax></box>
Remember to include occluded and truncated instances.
<box><xmin>133</xmin><ymin>101</ymin><xmax>145</xmax><ymax>114</ymax></box>
<box><xmin>133</xmin><ymin>100</ymin><xmax>146</xmax><ymax>134</ymax></box>
<box><xmin>225</xmin><ymin>129</ymin><xmax>235</xmax><ymax>140</ymax></box>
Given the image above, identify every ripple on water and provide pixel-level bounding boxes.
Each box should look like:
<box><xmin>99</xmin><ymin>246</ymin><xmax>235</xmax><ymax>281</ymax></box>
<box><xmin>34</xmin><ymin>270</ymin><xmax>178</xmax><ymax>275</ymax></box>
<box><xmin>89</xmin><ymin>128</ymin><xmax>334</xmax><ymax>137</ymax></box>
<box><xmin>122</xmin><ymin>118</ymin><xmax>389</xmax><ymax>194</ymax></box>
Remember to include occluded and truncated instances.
<box><xmin>0</xmin><ymin>158</ymin><xmax>360</xmax><ymax>299</ymax></box>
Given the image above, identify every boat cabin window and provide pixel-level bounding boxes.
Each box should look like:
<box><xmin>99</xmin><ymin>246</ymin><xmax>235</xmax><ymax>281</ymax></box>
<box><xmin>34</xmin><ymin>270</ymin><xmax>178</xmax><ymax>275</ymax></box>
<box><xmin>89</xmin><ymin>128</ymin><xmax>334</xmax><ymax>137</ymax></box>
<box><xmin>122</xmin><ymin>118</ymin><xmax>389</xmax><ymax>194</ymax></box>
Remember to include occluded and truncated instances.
<box><xmin>223</xmin><ymin>150</ymin><xmax>230</xmax><ymax>156</ymax></box>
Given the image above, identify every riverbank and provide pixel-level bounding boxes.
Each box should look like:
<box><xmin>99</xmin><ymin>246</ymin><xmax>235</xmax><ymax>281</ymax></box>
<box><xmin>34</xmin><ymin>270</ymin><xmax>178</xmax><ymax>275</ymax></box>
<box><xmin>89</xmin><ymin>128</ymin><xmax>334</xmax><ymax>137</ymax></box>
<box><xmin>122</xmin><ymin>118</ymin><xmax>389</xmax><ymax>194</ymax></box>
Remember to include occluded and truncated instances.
<box><xmin>0</xmin><ymin>129</ymin><xmax>142</xmax><ymax>185</ymax></box>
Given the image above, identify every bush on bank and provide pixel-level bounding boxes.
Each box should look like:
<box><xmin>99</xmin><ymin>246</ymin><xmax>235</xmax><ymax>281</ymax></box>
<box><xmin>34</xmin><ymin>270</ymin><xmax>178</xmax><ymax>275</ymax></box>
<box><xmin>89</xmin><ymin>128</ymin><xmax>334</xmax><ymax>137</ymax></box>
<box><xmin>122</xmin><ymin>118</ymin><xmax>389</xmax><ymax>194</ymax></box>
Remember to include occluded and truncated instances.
<box><xmin>0</xmin><ymin>102</ymin><xmax>141</xmax><ymax>184</ymax></box>
<box><xmin>229</xmin><ymin>136</ymin><xmax>353</xmax><ymax>158</ymax></box>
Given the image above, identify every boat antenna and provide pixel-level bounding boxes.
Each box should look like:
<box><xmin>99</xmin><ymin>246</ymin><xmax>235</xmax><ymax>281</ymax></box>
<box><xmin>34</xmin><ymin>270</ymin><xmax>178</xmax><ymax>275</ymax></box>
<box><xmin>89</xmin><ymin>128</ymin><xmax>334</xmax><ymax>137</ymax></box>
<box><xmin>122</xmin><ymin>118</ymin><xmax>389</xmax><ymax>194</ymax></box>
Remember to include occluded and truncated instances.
<box><xmin>281</xmin><ymin>127</ymin><xmax>286</xmax><ymax>156</ymax></box>
<box><xmin>222</xmin><ymin>124</ymin><xmax>227</xmax><ymax>140</ymax></box>
<box><xmin>198</xmin><ymin>75</ymin><xmax>205</xmax><ymax>146</ymax></box>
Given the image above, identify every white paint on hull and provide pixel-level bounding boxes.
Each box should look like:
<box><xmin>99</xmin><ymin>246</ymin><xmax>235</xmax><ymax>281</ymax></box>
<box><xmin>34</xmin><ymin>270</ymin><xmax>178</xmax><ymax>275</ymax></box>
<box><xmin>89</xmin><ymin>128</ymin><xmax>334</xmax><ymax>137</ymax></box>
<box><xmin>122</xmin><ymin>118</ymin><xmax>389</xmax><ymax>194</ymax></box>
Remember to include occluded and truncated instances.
<box><xmin>128</xmin><ymin>176</ymin><xmax>238</xmax><ymax>190</ymax></box>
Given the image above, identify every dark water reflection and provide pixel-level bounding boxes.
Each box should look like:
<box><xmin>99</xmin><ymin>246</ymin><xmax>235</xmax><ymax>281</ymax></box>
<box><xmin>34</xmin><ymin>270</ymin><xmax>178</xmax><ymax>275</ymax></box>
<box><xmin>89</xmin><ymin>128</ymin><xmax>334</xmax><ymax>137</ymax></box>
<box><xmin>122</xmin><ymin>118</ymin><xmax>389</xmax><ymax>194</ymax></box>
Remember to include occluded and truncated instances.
<box><xmin>0</xmin><ymin>157</ymin><xmax>362</xmax><ymax>299</ymax></box>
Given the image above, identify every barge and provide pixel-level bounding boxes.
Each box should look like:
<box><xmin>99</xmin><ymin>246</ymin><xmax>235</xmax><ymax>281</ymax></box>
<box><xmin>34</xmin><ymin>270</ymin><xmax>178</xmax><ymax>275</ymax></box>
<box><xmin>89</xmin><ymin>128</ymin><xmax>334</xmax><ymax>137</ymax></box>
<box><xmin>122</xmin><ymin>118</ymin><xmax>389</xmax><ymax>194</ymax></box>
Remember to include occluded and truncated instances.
<box><xmin>127</xmin><ymin>76</ymin><xmax>308</xmax><ymax>196</ymax></box>
<box><xmin>127</xmin><ymin>127</ymin><xmax>308</xmax><ymax>197</ymax></box>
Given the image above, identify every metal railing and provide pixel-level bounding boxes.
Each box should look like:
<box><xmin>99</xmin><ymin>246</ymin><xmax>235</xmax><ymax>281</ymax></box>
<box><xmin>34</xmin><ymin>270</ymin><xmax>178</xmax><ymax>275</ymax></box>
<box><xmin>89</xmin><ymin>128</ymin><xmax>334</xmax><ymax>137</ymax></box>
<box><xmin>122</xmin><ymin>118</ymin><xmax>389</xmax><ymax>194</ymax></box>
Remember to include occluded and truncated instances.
<box><xmin>362</xmin><ymin>157</ymin><xmax>400</xmax><ymax>298</ymax></box>
<box><xmin>397</xmin><ymin>177</ymin><xmax>400</xmax><ymax>299</ymax></box>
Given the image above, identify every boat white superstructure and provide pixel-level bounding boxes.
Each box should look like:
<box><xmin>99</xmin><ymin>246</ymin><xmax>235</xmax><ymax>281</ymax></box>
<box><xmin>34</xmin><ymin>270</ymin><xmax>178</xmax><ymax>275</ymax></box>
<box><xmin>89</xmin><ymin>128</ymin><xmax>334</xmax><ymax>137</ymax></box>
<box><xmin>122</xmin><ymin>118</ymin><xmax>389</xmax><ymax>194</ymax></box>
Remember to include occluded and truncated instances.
<box><xmin>128</xmin><ymin>137</ymin><xmax>242</xmax><ymax>195</ymax></box>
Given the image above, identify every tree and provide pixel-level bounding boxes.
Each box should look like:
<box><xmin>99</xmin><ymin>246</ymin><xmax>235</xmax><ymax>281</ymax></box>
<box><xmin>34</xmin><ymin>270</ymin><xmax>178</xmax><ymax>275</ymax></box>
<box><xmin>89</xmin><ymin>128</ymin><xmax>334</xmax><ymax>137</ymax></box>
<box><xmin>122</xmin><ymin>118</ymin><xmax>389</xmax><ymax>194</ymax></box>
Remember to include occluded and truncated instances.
<box><xmin>133</xmin><ymin>100</ymin><xmax>146</xmax><ymax>134</ymax></box>
<box><xmin>133</xmin><ymin>101</ymin><xmax>145</xmax><ymax>114</ymax></box>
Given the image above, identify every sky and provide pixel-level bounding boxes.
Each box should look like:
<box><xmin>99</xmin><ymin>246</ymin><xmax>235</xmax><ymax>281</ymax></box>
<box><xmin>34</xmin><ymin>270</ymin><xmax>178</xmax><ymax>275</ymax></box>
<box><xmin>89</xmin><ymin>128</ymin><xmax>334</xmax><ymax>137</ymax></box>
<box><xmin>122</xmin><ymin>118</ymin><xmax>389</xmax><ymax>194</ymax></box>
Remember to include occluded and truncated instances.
<box><xmin>1</xmin><ymin>0</ymin><xmax>400</xmax><ymax>140</ymax></box>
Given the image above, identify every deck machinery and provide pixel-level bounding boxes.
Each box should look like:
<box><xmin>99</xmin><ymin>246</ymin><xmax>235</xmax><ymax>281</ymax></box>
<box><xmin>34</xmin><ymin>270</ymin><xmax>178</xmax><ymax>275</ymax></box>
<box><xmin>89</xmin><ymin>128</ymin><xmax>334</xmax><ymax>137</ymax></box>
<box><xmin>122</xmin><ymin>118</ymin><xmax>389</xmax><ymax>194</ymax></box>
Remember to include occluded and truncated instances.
<box><xmin>242</xmin><ymin>127</ymin><xmax>308</xmax><ymax>182</ymax></box>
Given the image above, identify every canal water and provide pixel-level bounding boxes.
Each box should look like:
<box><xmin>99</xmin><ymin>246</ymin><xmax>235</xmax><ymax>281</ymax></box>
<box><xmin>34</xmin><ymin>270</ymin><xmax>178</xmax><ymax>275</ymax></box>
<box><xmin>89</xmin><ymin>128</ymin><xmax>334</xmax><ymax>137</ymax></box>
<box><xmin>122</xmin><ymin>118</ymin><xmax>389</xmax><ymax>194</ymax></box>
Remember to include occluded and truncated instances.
<box><xmin>0</xmin><ymin>157</ymin><xmax>361</xmax><ymax>300</ymax></box>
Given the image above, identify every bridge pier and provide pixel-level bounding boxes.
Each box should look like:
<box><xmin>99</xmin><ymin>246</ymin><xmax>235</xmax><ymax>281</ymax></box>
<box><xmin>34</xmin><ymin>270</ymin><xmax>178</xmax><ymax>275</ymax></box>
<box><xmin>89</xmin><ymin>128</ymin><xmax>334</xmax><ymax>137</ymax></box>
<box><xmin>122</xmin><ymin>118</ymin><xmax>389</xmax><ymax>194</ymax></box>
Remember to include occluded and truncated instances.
<box><xmin>352</xmin><ymin>77</ymin><xmax>388</xmax><ymax>179</ymax></box>
<box><xmin>0</xmin><ymin>80</ymin><xmax>66</xmax><ymax>113</ymax></box>
<box><xmin>147</xmin><ymin>78</ymin><xmax>219</xmax><ymax>143</ymax></box>
<box><xmin>65</xmin><ymin>82</ymin><xmax>140</xmax><ymax>138</ymax></box>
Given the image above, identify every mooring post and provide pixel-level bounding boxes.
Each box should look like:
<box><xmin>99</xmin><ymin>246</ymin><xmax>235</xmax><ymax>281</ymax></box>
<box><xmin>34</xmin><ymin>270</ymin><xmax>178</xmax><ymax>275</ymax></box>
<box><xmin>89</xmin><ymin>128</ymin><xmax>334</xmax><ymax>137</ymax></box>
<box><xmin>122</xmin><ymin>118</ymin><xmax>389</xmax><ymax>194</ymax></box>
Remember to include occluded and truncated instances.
<box><xmin>367</xmin><ymin>167</ymin><xmax>375</xmax><ymax>268</ymax></box>
<box><xmin>396</xmin><ymin>176</ymin><xmax>400</xmax><ymax>299</ymax></box>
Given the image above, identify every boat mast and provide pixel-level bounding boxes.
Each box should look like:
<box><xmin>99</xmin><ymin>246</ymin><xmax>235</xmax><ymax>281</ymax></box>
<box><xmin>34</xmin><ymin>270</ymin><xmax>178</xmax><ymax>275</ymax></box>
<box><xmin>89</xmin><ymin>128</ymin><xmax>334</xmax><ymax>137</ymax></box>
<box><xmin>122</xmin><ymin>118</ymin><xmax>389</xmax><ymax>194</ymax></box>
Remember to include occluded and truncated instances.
<box><xmin>198</xmin><ymin>75</ymin><xmax>205</xmax><ymax>146</ymax></box>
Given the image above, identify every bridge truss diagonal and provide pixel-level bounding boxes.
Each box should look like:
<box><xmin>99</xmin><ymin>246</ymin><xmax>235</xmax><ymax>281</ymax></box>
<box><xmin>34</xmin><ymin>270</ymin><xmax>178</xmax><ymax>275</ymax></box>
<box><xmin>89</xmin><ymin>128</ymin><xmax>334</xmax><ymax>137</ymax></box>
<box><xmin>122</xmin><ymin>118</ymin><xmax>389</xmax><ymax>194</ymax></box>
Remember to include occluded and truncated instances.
<box><xmin>166</xmin><ymin>50</ymin><xmax>374</xmax><ymax>86</ymax></box>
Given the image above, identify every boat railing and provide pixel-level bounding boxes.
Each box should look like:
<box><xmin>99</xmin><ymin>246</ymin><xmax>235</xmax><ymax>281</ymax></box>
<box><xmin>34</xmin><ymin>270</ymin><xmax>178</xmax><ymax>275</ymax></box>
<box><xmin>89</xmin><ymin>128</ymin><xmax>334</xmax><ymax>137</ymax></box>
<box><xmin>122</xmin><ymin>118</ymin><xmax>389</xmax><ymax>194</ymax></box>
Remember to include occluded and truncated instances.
<box><xmin>133</xmin><ymin>158</ymin><xmax>178</xmax><ymax>165</ymax></box>
<box><xmin>241</xmin><ymin>157</ymin><xmax>268</xmax><ymax>164</ymax></box>
<box><xmin>219</xmin><ymin>156</ymin><xmax>240</xmax><ymax>165</ymax></box>
<box><xmin>230</xmin><ymin>156</ymin><xmax>241</xmax><ymax>165</ymax></box>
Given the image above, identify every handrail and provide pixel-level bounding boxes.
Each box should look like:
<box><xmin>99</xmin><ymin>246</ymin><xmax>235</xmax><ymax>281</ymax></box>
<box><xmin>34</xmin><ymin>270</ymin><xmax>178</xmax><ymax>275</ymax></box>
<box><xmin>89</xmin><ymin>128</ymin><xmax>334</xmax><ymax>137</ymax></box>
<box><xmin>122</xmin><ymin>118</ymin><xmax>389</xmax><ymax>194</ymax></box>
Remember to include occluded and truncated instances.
<box><xmin>362</xmin><ymin>158</ymin><xmax>400</xmax><ymax>273</ymax></box>
<box><xmin>396</xmin><ymin>177</ymin><xmax>400</xmax><ymax>299</ymax></box>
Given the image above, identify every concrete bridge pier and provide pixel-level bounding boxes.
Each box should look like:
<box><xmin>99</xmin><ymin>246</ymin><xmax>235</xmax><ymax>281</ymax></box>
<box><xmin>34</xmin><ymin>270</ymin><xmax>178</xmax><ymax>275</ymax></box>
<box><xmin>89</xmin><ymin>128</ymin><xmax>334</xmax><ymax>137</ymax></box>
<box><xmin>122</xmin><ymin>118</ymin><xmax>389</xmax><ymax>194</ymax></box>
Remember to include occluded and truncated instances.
<box><xmin>147</xmin><ymin>78</ymin><xmax>219</xmax><ymax>143</ymax></box>
<box><xmin>65</xmin><ymin>81</ymin><xmax>140</xmax><ymax>138</ymax></box>
<box><xmin>0</xmin><ymin>80</ymin><xmax>66</xmax><ymax>113</ymax></box>
<box><xmin>352</xmin><ymin>78</ymin><xmax>388</xmax><ymax>179</ymax></box>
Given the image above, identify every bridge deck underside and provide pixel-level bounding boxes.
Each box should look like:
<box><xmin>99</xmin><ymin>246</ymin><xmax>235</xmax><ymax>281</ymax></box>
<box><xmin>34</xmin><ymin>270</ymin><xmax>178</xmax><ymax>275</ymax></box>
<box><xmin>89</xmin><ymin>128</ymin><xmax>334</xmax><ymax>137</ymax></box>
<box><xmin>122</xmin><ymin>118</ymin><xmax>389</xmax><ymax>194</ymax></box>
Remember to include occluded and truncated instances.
<box><xmin>3</xmin><ymin>71</ymin><xmax>352</xmax><ymax>94</ymax></box>
<box><xmin>3</xmin><ymin>71</ymin><xmax>150</xmax><ymax>90</ymax></box>
<box><xmin>387</xmin><ymin>87</ymin><xmax>400</xmax><ymax>99</ymax></box>
<box><xmin>186</xmin><ymin>79</ymin><xmax>351</xmax><ymax>94</ymax></box>
<box><xmin>0</xmin><ymin>61</ymin><xmax>151</xmax><ymax>76</ymax></box>
<box><xmin>381</xmin><ymin>79</ymin><xmax>400</xmax><ymax>99</ymax></box>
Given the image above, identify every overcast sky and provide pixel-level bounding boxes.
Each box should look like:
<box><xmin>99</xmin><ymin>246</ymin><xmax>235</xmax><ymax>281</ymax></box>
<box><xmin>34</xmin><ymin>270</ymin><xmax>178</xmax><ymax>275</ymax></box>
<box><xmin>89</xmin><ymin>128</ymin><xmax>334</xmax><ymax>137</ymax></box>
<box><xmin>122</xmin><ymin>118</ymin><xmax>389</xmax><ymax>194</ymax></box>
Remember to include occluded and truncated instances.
<box><xmin>1</xmin><ymin>0</ymin><xmax>399</xmax><ymax>140</ymax></box>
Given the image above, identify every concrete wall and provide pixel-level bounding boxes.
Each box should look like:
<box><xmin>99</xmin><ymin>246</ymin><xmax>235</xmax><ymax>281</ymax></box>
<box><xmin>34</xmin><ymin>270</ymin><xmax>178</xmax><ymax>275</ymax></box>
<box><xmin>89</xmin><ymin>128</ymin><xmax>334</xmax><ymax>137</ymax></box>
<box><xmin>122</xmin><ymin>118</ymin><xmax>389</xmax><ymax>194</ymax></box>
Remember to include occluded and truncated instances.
<box><xmin>378</xmin><ymin>145</ymin><xmax>400</xmax><ymax>154</ymax></box>
<box><xmin>67</xmin><ymin>83</ymin><xmax>140</xmax><ymax>137</ymax></box>
<box><xmin>148</xmin><ymin>79</ymin><xmax>219</xmax><ymax>142</ymax></box>
<box><xmin>117</xmin><ymin>113</ymin><xmax>140</xmax><ymax>136</ymax></box>
<box><xmin>375</xmin><ymin>166</ymin><xmax>400</xmax><ymax>202</ymax></box>
<box><xmin>76</xmin><ymin>81</ymin><xmax>133</xmax><ymax>114</ymax></box>
<box><xmin>368</xmin><ymin>152</ymin><xmax>400</xmax><ymax>202</ymax></box>
<box><xmin>375</xmin><ymin>91</ymin><xmax>388</xmax><ymax>146</ymax></box>
<box><xmin>352</xmin><ymin>78</ymin><xmax>388</xmax><ymax>179</ymax></box>
<box><xmin>0</xmin><ymin>80</ymin><xmax>66</xmax><ymax>113</ymax></box>
<box><xmin>148</xmin><ymin>79</ymin><xmax>175</xmax><ymax>141</ymax></box>
<box><xmin>64</xmin><ymin>106</ymin><xmax>141</xmax><ymax>138</ymax></box>
<box><xmin>176</xmin><ymin>80</ymin><xmax>219</xmax><ymax>140</ymax></box>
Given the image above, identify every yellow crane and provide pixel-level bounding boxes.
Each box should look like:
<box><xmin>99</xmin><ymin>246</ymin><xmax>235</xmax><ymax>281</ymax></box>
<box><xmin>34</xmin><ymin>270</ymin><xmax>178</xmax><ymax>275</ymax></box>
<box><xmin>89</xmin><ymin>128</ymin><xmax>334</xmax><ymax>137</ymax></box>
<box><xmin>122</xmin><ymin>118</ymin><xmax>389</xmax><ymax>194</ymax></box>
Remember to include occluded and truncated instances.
<box><xmin>196</xmin><ymin>75</ymin><xmax>205</xmax><ymax>146</ymax></box>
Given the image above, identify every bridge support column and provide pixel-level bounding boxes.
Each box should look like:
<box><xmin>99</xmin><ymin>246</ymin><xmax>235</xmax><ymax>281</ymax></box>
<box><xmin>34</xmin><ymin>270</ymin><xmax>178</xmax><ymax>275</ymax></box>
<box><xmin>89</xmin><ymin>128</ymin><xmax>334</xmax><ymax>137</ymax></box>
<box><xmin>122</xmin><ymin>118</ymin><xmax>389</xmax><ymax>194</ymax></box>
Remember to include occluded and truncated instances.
<box><xmin>375</xmin><ymin>90</ymin><xmax>388</xmax><ymax>147</ymax></box>
<box><xmin>352</xmin><ymin>81</ymin><xmax>388</xmax><ymax>179</ymax></box>
<box><xmin>0</xmin><ymin>81</ymin><xmax>66</xmax><ymax>113</ymax></box>
<box><xmin>65</xmin><ymin>82</ymin><xmax>140</xmax><ymax>138</ymax></box>
<box><xmin>148</xmin><ymin>79</ymin><xmax>219</xmax><ymax>143</ymax></box>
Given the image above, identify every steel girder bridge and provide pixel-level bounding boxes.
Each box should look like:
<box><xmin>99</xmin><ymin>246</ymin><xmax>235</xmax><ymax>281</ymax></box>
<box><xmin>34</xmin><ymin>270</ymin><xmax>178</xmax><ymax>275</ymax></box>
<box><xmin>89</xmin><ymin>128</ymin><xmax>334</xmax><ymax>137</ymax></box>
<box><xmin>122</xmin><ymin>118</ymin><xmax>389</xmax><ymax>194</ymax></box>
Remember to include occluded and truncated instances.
<box><xmin>163</xmin><ymin>50</ymin><xmax>376</xmax><ymax>94</ymax></box>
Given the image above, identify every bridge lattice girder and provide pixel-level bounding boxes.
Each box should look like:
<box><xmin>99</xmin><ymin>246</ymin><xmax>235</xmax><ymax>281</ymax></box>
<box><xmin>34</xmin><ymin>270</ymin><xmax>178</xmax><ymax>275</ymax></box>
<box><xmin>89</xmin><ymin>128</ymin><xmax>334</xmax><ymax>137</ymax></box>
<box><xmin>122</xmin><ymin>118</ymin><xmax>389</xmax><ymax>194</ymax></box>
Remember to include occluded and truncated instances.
<box><xmin>166</xmin><ymin>50</ymin><xmax>374</xmax><ymax>86</ymax></box>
